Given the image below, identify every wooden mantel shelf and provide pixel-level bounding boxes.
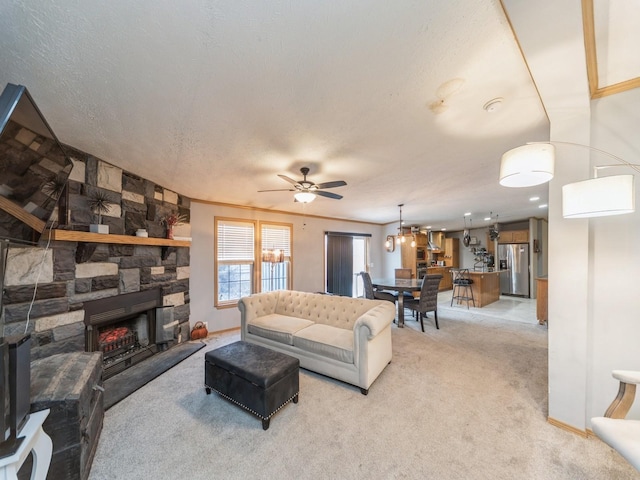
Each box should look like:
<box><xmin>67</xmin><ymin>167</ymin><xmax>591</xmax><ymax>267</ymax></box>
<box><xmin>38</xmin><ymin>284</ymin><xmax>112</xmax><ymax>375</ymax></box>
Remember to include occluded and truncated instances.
<box><xmin>46</xmin><ymin>229</ymin><xmax>191</xmax><ymax>247</ymax></box>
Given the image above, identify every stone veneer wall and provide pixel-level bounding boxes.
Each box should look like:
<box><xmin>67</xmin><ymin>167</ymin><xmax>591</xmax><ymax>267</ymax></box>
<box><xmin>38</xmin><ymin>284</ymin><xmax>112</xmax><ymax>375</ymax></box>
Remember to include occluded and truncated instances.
<box><xmin>0</xmin><ymin>145</ymin><xmax>191</xmax><ymax>360</ymax></box>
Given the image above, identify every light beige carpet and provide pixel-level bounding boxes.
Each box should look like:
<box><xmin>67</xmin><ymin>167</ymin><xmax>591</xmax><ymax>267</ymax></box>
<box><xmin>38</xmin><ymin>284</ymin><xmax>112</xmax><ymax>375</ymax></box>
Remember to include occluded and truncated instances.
<box><xmin>88</xmin><ymin>308</ymin><xmax>637</xmax><ymax>479</ymax></box>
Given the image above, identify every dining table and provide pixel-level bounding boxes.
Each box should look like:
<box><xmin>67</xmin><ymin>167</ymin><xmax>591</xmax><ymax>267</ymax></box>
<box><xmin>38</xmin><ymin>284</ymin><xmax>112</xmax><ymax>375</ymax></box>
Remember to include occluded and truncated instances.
<box><xmin>371</xmin><ymin>278</ymin><xmax>422</xmax><ymax>328</ymax></box>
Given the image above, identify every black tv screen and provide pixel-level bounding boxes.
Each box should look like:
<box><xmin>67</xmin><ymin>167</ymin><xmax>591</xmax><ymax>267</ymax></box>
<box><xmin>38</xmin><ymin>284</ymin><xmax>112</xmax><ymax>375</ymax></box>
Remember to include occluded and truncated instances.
<box><xmin>0</xmin><ymin>83</ymin><xmax>73</xmax><ymax>244</ymax></box>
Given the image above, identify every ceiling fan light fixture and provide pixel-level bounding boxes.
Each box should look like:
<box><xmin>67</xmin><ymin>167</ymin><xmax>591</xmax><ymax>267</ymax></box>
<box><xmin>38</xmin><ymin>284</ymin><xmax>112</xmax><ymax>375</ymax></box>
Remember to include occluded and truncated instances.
<box><xmin>294</xmin><ymin>191</ymin><xmax>316</xmax><ymax>203</ymax></box>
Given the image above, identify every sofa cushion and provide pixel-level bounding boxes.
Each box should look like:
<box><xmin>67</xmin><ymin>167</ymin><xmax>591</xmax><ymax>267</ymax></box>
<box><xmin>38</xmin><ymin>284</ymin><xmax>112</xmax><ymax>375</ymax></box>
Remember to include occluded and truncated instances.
<box><xmin>248</xmin><ymin>314</ymin><xmax>314</xmax><ymax>345</ymax></box>
<box><xmin>293</xmin><ymin>324</ymin><xmax>354</xmax><ymax>364</ymax></box>
<box><xmin>274</xmin><ymin>290</ymin><xmax>383</xmax><ymax>330</ymax></box>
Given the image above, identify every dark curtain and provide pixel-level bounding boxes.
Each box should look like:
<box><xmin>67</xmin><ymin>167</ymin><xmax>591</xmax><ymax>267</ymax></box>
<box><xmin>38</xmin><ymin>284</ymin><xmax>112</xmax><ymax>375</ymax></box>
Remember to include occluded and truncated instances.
<box><xmin>326</xmin><ymin>234</ymin><xmax>353</xmax><ymax>296</ymax></box>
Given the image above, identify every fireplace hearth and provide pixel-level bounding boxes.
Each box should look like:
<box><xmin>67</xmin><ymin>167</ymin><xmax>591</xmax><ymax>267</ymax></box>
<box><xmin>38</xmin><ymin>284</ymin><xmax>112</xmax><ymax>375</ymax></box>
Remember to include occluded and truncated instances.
<box><xmin>84</xmin><ymin>289</ymin><xmax>173</xmax><ymax>379</ymax></box>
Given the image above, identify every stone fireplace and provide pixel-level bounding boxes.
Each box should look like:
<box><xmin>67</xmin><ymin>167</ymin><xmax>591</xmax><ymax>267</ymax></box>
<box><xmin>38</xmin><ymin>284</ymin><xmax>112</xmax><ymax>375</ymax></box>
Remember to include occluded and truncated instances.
<box><xmin>83</xmin><ymin>289</ymin><xmax>177</xmax><ymax>379</ymax></box>
<box><xmin>0</xmin><ymin>147</ymin><xmax>191</xmax><ymax>369</ymax></box>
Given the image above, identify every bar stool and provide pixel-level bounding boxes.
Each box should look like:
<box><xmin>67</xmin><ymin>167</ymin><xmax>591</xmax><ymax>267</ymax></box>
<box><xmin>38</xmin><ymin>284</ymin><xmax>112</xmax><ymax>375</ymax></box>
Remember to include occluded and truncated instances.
<box><xmin>451</xmin><ymin>268</ymin><xmax>475</xmax><ymax>308</ymax></box>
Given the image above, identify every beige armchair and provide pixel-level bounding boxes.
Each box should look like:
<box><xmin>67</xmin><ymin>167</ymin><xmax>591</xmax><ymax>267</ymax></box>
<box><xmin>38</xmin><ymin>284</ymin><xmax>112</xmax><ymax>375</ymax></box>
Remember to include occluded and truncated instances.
<box><xmin>591</xmin><ymin>370</ymin><xmax>640</xmax><ymax>471</ymax></box>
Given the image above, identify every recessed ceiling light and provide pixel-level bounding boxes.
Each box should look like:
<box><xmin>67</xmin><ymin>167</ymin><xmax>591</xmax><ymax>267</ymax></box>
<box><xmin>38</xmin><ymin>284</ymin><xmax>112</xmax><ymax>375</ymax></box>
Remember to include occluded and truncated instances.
<box><xmin>529</xmin><ymin>196</ymin><xmax>540</xmax><ymax>201</ymax></box>
<box><xmin>441</xmin><ymin>228</ymin><xmax>447</xmax><ymax>231</ymax></box>
<box><xmin>484</xmin><ymin>217</ymin><xmax>491</xmax><ymax>221</ymax></box>
<box><xmin>483</xmin><ymin>97</ymin><xmax>503</xmax><ymax>113</ymax></box>
<box><xmin>464</xmin><ymin>212</ymin><xmax>472</xmax><ymax>216</ymax></box>
<box><xmin>425</xmin><ymin>225</ymin><xmax>432</xmax><ymax>229</ymax></box>
<box><xmin>539</xmin><ymin>204</ymin><xmax>548</xmax><ymax>209</ymax></box>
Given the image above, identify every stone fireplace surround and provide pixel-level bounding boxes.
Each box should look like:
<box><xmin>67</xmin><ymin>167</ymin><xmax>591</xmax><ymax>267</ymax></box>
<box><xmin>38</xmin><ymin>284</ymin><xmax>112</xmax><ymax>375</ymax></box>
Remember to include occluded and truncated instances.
<box><xmin>1</xmin><ymin>110</ymin><xmax>193</xmax><ymax>480</ymax></box>
<box><xmin>0</xmin><ymin>146</ymin><xmax>191</xmax><ymax>364</ymax></box>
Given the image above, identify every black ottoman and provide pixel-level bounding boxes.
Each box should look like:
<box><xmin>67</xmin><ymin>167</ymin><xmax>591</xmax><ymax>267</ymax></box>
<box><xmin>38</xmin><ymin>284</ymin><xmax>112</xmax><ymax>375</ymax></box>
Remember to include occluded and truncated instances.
<box><xmin>204</xmin><ymin>341</ymin><xmax>299</xmax><ymax>430</ymax></box>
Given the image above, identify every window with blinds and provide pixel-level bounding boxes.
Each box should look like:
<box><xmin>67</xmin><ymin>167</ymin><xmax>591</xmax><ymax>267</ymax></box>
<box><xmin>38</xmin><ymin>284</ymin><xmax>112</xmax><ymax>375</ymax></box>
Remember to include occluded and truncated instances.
<box><xmin>261</xmin><ymin>223</ymin><xmax>292</xmax><ymax>292</ymax></box>
<box><xmin>215</xmin><ymin>218</ymin><xmax>256</xmax><ymax>306</ymax></box>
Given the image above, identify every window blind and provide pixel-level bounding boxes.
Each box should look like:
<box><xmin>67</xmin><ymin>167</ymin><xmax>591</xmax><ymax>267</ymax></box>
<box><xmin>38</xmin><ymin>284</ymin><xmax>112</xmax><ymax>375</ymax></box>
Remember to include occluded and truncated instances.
<box><xmin>217</xmin><ymin>220</ymin><xmax>254</xmax><ymax>261</ymax></box>
<box><xmin>261</xmin><ymin>224</ymin><xmax>291</xmax><ymax>257</ymax></box>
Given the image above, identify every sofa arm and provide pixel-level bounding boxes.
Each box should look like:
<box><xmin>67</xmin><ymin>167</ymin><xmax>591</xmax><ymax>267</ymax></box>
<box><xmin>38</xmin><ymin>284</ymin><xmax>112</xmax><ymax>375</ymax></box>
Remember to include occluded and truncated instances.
<box><xmin>354</xmin><ymin>303</ymin><xmax>395</xmax><ymax>339</ymax></box>
<box><xmin>238</xmin><ymin>292</ymin><xmax>279</xmax><ymax>330</ymax></box>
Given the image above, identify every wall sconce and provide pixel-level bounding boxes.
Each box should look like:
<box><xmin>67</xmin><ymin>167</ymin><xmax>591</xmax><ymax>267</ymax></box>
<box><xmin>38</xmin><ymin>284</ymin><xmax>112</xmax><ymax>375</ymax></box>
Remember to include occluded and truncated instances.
<box><xmin>499</xmin><ymin>141</ymin><xmax>638</xmax><ymax>218</ymax></box>
<box><xmin>385</xmin><ymin>235</ymin><xmax>395</xmax><ymax>252</ymax></box>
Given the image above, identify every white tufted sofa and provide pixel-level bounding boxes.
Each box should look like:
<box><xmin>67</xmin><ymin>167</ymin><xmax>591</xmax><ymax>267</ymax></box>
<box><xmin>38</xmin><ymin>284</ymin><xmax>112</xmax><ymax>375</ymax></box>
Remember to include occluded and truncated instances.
<box><xmin>238</xmin><ymin>290</ymin><xmax>396</xmax><ymax>394</ymax></box>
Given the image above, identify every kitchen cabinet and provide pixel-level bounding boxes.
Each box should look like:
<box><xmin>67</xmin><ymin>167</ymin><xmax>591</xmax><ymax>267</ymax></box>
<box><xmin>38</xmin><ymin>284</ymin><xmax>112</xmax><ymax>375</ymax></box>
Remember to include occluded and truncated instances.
<box><xmin>415</xmin><ymin>233</ymin><xmax>427</xmax><ymax>247</ymax></box>
<box><xmin>497</xmin><ymin>229</ymin><xmax>529</xmax><ymax>244</ymax></box>
<box><xmin>443</xmin><ymin>238</ymin><xmax>459</xmax><ymax>267</ymax></box>
<box><xmin>401</xmin><ymin>240</ymin><xmax>417</xmax><ymax>278</ymax></box>
<box><xmin>513</xmin><ymin>230</ymin><xmax>529</xmax><ymax>243</ymax></box>
<box><xmin>401</xmin><ymin>234</ymin><xmax>429</xmax><ymax>278</ymax></box>
<box><xmin>536</xmin><ymin>277</ymin><xmax>548</xmax><ymax>325</ymax></box>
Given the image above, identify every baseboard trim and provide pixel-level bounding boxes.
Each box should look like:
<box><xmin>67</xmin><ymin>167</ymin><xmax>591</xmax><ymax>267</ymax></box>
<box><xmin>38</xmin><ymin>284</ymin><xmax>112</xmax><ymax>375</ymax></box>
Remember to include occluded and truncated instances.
<box><xmin>547</xmin><ymin>417</ymin><xmax>588</xmax><ymax>437</ymax></box>
<box><xmin>210</xmin><ymin>326</ymin><xmax>241</xmax><ymax>335</ymax></box>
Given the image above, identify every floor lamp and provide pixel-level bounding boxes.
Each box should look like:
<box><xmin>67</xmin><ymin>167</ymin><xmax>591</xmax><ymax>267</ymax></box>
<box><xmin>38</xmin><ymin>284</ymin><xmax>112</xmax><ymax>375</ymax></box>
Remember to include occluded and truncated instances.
<box><xmin>262</xmin><ymin>248</ymin><xmax>285</xmax><ymax>291</ymax></box>
<box><xmin>499</xmin><ymin>141</ymin><xmax>639</xmax><ymax>218</ymax></box>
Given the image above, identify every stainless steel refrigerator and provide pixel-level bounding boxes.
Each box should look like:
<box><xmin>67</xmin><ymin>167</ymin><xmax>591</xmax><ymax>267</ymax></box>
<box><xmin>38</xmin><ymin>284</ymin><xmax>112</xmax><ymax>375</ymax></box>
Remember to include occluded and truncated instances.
<box><xmin>498</xmin><ymin>243</ymin><xmax>530</xmax><ymax>297</ymax></box>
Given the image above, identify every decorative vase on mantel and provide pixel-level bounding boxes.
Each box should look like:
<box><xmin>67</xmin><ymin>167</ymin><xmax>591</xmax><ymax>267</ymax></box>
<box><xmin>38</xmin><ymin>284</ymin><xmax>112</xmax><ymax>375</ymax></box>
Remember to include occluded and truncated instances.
<box><xmin>88</xmin><ymin>191</ymin><xmax>112</xmax><ymax>235</ymax></box>
<box><xmin>90</xmin><ymin>223</ymin><xmax>109</xmax><ymax>234</ymax></box>
<box><xmin>162</xmin><ymin>213</ymin><xmax>186</xmax><ymax>241</ymax></box>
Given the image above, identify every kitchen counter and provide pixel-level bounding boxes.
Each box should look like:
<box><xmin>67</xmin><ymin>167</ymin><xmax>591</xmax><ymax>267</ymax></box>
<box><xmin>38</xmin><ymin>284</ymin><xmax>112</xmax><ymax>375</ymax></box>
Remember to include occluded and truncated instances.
<box><xmin>457</xmin><ymin>270</ymin><xmax>502</xmax><ymax>308</ymax></box>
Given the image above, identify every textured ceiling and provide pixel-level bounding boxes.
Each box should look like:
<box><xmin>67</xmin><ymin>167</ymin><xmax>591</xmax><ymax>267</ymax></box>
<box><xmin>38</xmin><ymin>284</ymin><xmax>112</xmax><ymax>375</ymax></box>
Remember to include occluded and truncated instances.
<box><xmin>0</xmin><ymin>0</ymin><xmax>553</xmax><ymax>231</ymax></box>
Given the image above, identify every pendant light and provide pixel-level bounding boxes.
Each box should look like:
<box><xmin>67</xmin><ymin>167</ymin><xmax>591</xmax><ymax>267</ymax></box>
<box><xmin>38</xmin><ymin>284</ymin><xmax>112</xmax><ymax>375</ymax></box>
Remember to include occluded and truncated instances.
<box><xmin>463</xmin><ymin>216</ymin><xmax>471</xmax><ymax>247</ymax></box>
<box><xmin>385</xmin><ymin>204</ymin><xmax>411</xmax><ymax>247</ymax></box>
<box><xmin>395</xmin><ymin>204</ymin><xmax>405</xmax><ymax>245</ymax></box>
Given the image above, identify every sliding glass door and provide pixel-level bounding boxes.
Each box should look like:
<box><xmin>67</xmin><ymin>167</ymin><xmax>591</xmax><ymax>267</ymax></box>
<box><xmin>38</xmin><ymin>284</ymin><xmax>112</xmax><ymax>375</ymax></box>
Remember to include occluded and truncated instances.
<box><xmin>325</xmin><ymin>232</ymin><xmax>369</xmax><ymax>297</ymax></box>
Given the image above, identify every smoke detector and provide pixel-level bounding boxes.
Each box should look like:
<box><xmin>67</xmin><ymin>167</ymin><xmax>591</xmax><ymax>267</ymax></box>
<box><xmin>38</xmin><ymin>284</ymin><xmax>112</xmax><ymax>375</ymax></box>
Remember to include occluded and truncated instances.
<box><xmin>483</xmin><ymin>97</ymin><xmax>503</xmax><ymax>113</ymax></box>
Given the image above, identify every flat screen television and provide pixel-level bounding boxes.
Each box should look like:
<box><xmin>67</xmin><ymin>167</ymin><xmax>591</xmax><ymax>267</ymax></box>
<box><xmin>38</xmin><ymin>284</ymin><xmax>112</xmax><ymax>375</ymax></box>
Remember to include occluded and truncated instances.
<box><xmin>0</xmin><ymin>83</ymin><xmax>73</xmax><ymax>245</ymax></box>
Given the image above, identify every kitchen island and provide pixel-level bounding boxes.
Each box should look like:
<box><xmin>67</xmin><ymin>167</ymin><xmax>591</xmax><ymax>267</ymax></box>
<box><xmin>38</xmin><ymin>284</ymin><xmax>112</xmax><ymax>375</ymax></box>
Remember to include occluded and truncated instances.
<box><xmin>453</xmin><ymin>270</ymin><xmax>503</xmax><ymax>308</ymax></box>
<box><xmin>426</xmin><ymin>266</ymin><xmax>452</xmax><ymax>290</ymax></box>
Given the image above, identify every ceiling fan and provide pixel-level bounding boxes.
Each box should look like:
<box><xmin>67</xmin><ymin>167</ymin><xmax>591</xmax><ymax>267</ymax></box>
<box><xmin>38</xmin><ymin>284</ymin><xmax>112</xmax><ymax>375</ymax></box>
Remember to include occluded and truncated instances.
<box><xmin>258</xmin><ymin>167</ymin><xmax>347</xmax><ymax>202</ymax></box>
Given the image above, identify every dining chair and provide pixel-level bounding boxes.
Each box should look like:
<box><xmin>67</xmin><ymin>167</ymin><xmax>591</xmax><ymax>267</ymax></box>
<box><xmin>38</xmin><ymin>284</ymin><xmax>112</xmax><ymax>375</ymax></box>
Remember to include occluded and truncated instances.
<box><xmin>394</xmin><ymin>268</ymin><xmax>412</xmax><ymax>279</ymax></box>
<box><xmin>359</xmin><ymin>271</ymin><xmax>395</xmax><ymax>303</ymax></box>
<box><xmin>591</xmin><ymin>370</ymin><xmax>640</xmax><ymax>471</ymax></box>
<box><xmin>405</xmin><ymin>274</ymin><xmax>443</xmax><ymax>330</ymax></box>
<box><xmin>394</xmin><ymin>268</ymin><xmax>416</xmax><ymax>305</ymax></box>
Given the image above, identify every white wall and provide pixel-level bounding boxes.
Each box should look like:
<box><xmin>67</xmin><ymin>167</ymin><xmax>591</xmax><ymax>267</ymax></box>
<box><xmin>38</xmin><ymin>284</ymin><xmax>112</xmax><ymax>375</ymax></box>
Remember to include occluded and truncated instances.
<box><xmin>511</xmin><ymin>12</ymin><xmax>640</xmax><ymax>429</ymax></box>
<box><xmin>588</xmin><ymin>88</ymin><xmax>640</xmax><ymax>421</ymax></box>
<box><xmin>190</xmin><ymin>201</ymin><xmax>385</xmax><ymax>332</ymax></box>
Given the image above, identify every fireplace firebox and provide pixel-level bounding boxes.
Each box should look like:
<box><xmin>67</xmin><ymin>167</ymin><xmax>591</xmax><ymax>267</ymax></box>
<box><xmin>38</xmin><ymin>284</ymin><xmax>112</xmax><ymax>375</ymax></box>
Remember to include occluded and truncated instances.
<box><xmin>84</xmin><ymin>289</ymin><xmax>174</xmax><ymax>379</ymax></box>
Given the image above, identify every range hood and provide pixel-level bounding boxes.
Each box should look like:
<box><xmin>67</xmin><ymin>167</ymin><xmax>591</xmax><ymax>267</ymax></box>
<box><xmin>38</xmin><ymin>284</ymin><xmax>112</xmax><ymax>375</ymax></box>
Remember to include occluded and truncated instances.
<box><xmin>427</xmin><ymin>231</ymin><xmax>440</xmax><ymax>250</ymax></box>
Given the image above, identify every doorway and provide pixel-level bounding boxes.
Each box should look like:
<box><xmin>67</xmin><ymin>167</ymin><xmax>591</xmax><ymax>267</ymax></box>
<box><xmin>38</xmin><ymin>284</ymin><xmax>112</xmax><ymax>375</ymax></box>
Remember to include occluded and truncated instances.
<box><xmin>325</xmin><ymin>232</ymin><xmax>369</xmax><ymax>297</ymax></box>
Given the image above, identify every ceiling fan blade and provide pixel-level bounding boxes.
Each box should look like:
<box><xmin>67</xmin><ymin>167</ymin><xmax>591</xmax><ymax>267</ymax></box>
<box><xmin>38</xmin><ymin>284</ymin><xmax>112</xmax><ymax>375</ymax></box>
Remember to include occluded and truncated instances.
<box><xmin>278</xmin><ymin>174</ymin><xmax>301</xmax><ymax>186</ymax></box>
<box><xmin>316</xmin><ymin>190</ymin><xmax>343</xmax><ymax>200</ymax></box>
<box><xmin>258</xmin><ymin>188</ymin><xmax>296</xmax><ymax>192</ymax></box>
<box><xmin>316</xmin><ymin>180</ymin><xmax>347</xmax><ymax>189</ymax></box>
